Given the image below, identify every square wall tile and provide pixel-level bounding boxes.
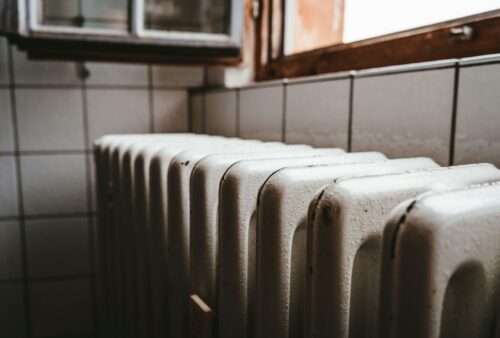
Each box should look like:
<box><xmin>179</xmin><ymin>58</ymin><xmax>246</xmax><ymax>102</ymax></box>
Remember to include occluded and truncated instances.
<box><xmin>30</xmin><ymin>279</ymin><xmax>94</xmax><ymax>337</ymax></box>
<box><xmin>205</xmin><ymin>90</ymin><xmax>237</xmax><ymax>137</ymax></box>
<box><xmin>85</xmin><ymin>62</ymin><xmax>148</xmax><ymax>86</ymax></box>
<box><xmin>12</xmin><ymin>48</ymin><xmax>80</xmax><ymax>85</ymax></box>
<box><xmin>190</xmin><ymin>93</ymin><xmax>204</xmax><ymax>133</ymax></box>
<box><xmin>0</xmin><ymin>89</ymin><xmax>15</xmax><ymax>152</ymax></box>
<box><xmin>152</xmin><ymin>90</ymin><xmax>188</xmax><ymax>133</ymax></box>
<box><xmin>239</xmin><ymin>86</ymin><xmax>283</xmax><ymax>141</ymax></box>
<box><xmin>152</xmin><ymin>65</ymin><xmax>204</xmax><ymax>88</ymax></box>
<box><xmin>20</xmin><ymin>154</ymin><xmax>87</xmax><ymax>215</ymax></box>
<box><xmin>86</xmin><ymin>89</ymin><xmax>150</xmax><ymax>146</ymax></box>
<box><xmin>0</xmin><ymin>37</ymin><xmax>9</xmax><ymax>84</ymax></box>
<box><xmin>0</xmin><ymin>221</ymin><xmax>22</xmax><ymax>279</ymax></box>
<box><xmin>0</xmin><ymin>156</ymin><xmax>19</xmax><ymax>217</ymax></box>
<box><xmin>0</xmin><ymin>284</ymin><xmax>26</xmax><ymax>338</ymax></box>
<box><xmin>16</xmin><ymin>89</ymin><xmax>85</xmax><ymax>151</ymax></box>
<box><xmin>26</xmin><ymin>217</ymin><xmax>90</xmax><ymax>278</ymax></box>
<box><xmin>455</xmin><ymin>63</ymin><xmax>500</xmax><ymax>167</ymax></box>
<box><xmin>286</xmin><ymin>80</ymin><xmax>350</xmax><ymax>148</ymax></box>
<box><xmin>352</xmin><ymin>69</ymin><xmax>455</xmax><ymax>165</ymax></box>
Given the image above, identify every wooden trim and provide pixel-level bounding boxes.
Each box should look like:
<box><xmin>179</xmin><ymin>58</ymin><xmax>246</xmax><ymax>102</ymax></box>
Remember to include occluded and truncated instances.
<box><xmin>256</xmin><ymin>9</ymin><xmax>500</xmax><ymax>81</ymax></box>
<box><xmin>255</xmin><ymin>0</ymin><xmax>270</xmax><ymax>66</ymax></box>
<box><xmin>10</xmin><ymin>35</ymin><xmax>241</xmax><ymax>65</ymax></box>
<box><xmin>269</xmin><ymin>0</ymin><xmax>284</xmax><ymax>59</ymax></box>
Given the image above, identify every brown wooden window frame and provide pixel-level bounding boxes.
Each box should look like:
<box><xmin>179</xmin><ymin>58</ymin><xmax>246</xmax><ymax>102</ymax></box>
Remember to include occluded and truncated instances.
<box><xmin>255</xmin><ymin>1</ymin><xmax>500</xmax><ymax>81</ymax></box>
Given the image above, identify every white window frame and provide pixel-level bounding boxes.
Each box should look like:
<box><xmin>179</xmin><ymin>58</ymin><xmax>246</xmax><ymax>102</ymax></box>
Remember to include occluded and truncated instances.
<box><xmin>26</xmin><ymin>0</ymin><xmax>244</xmax><ymax>48</ymax></box>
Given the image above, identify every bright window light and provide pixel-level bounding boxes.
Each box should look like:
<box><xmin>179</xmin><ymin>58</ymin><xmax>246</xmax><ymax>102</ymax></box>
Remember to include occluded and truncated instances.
<box><xmin>343</xmin><ymin>0</ymin><xmax>500</xmax><ymax>43</ymax></box>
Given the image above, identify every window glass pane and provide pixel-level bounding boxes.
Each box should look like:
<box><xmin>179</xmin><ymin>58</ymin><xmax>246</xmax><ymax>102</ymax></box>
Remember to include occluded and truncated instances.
<box><xmin>284</xmin><ymin>0</ymin><xmax>500</xmax><ymax>55</ymax></box>
<box><xmin>144</xmin><ymin>0</ymin><xmax>231</xmax><ymax>34</ymax></box>
<box><xmin>39</xmin><ymin>0</ymin><xmax>129</xmax><ymax>31</ymax></box>
<box><xmin>343</xmin><ymin>0</ymin><xmax>500</xmax><ymax>43</ymax></box>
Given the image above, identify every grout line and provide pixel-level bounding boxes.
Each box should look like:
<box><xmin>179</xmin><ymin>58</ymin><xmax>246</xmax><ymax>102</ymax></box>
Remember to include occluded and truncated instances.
<box><xmin>7</xmin><ymin>44</ymin><xmax>33</xmax><ymax>338</ymax></box>
<box><xmin>0</xmin><ymin>278</ymin><xmax>26</xmax><ymax>284</ymax></box>
<box><xmin>11</xmin><ymin>84</ymin><xmax>84</xmax><ymax>89</ymax></box>
<box><xmin>282</xmin><ymin>83</ymin><xmax>287</xmax><ymax>143</ymax></box>
<box><xmin>148</xmin><ymin>65</ymin><xmax>155</xmax><ymax>133</ymax></box>
<box><xmin>449</xmin><ymin>63</ymin><xmax>460</xmax><ymax>166</ymax></box>
<box><xmin>33</xmin><ymin>332</ymin><xmax>97</xmax><ymax>338</ymax></box>
<box><xmin>1</xmin><ymin>213</ymin><xmax>97</xmax><ymax>223</ymax></box>
<box><xmin>80</xmin><ymin>70</ymin><xmax>100</xmax><ymax>335</ymax></box>
<box><xmin>0</xmin><ymin>215</ymin><xmax>20</xmax><ymax>222</ymax></box>
<box><xmin>153</xmin><ymin>85</ymin><xmax>192</xmax><ymax>91</ymax></box>
<box><xmin>202</xmin><ymin>92</ymin><xmax>207</xmax><ymax>133</ymax></box>
<box><xmin>2</xmin><ymin>83</ymin><xmax>192</xmax><ymax>90</ymax></box>
<box><xmin>236</xmin><ymin>88</ymin><xmax>241</xmax><ymax>137</ymax></box>
<box><xmin>347</xmin><ymin>74</ymin><xmax>354</xmax><ymax>152</ymax></box>
<box><xmin>23</xmin><ymin>212</ymin><xmax>96</xmax><ymax>221</ymax></box>
<box><xmin>0</xmin><ymin>273</ymin><xmax>101</xmax><ymax>287</ymax></box>
<box><xmin>26</xmin><ymin>274</ymin><xmax>97</xmax><ymax>283</ymax></box>
<box><xmin>187</xmin><ymin>90</ymin><xmax>193</xmax><ymax>133</ymax></box>
<box><xmin>5</xmin><ymin>150</ymin><xmax>91</xmax><ymax>156</ymax></box>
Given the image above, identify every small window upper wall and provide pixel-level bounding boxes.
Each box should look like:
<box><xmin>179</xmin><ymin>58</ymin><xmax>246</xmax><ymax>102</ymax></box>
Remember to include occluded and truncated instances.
<box><xmin>0</xmin><ymin>0</ymin><xmax>245</xmax><ymax>65</ymax></box>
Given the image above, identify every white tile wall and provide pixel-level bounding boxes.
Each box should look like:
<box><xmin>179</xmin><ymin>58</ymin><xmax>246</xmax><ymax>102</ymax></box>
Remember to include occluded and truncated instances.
<box><xmin>190</xmin><ymin>93</ymin><xmax>204</xmax><ymax>133</ymax></box>
<box><xmin>26</xmin><ymin>217</ymin><xmax>90</xmax><ymax>277</ymax></box>
<box><xmin>0</xmin><ymin>284</ymin><xmax>26</xmax><ymax>338</ymax></box>
<box><xmin>0</xmin><ymin>36</ymin><xmax>193</xmax><ymax>338</ymax></box>
<box><xmin>16</xmin><ymin>89</ymin><xmax>85</xmax><ymax>151</ymax></box>
<box><xmin>0</xmin><ymin>221</ymin><xmax>22</xmax><ymax>279</ymax></box>
<box><xmin>205</xmin><ymin>90</ymin><xmax>237</xmax><ymax>137</ymax></box>
<box><xmin>85</xmin><ymin>62</ymin><xmax>149</xmax><ymax>86</ymax></box>
<box><xmin>239</xmin><ymin>86</ymin><xmax>283</xmax><ymax>141</ymax></box>
<box><xmin>30</xmin><ymin>279</ymin><xmax>94</xmax><ymax>338</ymax></box>
<box><xmin>86</xmin><ymin>89</ymin><xmax>150</xmax><ymax>146</ymax></box>
<box><xmin>286</xmin><ymin>80</ymin><xmax>350</xmax><ymax>148</ymax></box>
<box><xmin>0</xmin><ymin>89</ymin><xmax>15</xmax><ymax>152</ymax></box>
<box><xmin>0</xmin><ymin>156</ymin><xmax>19</xmax><ymax>217</ymax></box>
<box><xmin>12</xmin><ymin>49</ymin><xmax>80</xmax><ymax>85</ymax></box>
<box><xmin>455</xmin><ymin>63</ymin><xmax>500</xmax><ymax>167</ymax></box>
<box><xmin>152</xmin><ymin>65</ymin><xmax>204</xmax><ymax>88</ymax></box>
<box><xmin>0</xmin><ymin>38</ymin><xmax>9</xmax><ymax>84</ymax></box>
<box><xmin>152</xmin><ymin>90</ymin><xmax>188</xmax><ymax>133</ymax></box>
<box><xmin>352</xmin><ymin>69</ymin><xmax>455</xmax><ymax>165</ymax></box>
<box><xmin>20</xmin><ymin>155</ymin><xmax>88</xmax><ymax>215</ymax></box>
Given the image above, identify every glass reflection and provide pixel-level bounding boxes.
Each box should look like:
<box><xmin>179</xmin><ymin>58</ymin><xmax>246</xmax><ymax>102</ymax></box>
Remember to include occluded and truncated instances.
<box><xmin>145</xmin><ymin>0</ymin><xmax>230</xmax><ymax>34</ymax></box>
<box><xmin>40</xmin><ymin>0</ymin><xmax>128</xmax><ymax>30</ymax></box>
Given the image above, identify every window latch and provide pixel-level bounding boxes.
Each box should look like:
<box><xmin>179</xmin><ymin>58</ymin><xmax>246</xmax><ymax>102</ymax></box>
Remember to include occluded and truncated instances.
<box><xmin>450</xmin><ymin>25</ymin><xmax>473</xmax><ymax>41</ymax></box>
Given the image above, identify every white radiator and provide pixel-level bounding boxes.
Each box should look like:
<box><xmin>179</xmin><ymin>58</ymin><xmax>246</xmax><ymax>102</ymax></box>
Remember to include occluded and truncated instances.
<box><xmin>94</xmin><ymin>133</ymin><xmax>500</xmax><ymax>338</ymax></box>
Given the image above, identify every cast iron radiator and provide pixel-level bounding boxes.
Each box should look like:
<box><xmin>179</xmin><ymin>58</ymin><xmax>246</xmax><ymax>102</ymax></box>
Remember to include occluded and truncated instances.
<box><xmin>94</xmin><ymin>133</ymin><xmax>500</xmax><ymax>338</ymax></box>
